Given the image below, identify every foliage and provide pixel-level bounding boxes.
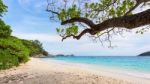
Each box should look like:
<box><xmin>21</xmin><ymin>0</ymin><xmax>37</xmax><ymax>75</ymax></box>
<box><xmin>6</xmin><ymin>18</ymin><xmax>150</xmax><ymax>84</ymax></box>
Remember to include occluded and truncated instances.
<box><xmin>0</xmin><ymin>36</ymin><xmax>48</xmax><ymax>70</ymax></box>
<box><xmin>0</xmin><ymin>0</ymin><xmax>11</xmax><ymax>37</ymax></box>
<box><xmin>0</xmin><ymin>0</ymin><xmax>7</xmax><ymax>17</ymax></box>
<box><xmin>58</xmin><ymin>5</ymin><xmax>81</xmax><ymax>21</ymax></box>
<box><xmin>56</xmin><ymin>24</ymin><xmax>78</xmax><ymax>36</ymax></box>
<box><xmin>0</xmin><ymin>0</ymin><xmax>48</xmax><ymax>70</ymax></box>
<box><xmin>48</xmin><ymin>0</ymin><xmax>138</xmax><ymax>36</ymax></box>
<box><xmin>0</xmin><ymin>37</ymin><xmax>30</xmax><ymax>70</ymax></box>
<box><xmin>0</xmin><ymin>19</ymin><xmax>12</xmax><ymax>37</ymax></box>
<box><xmin>56</xmin><ymin>4</ymin><xmax>80</xmax><ymax>36</ymax></box>
<box><xmin>0</xmin><ymin>26</ymin><xmax>48</xmax><ymax>70</ymax></box>
<box><xmin>21</xmin><ymin>39</ymin><xmax>48</xmax><ymax>56</ymax></box>
<box><xmin>47</xmin><ymin>0</ymin><xmax>150</xmax><ymax>44</ymax></box>
<box><xmin>84</xmin><ymin>0</ymin><xmax>135</xmax><ymax>18</ymax></box>
<box><xmin>0</xmin><ymin>49</ymin><xmax>19</xmax><ymax>70</ymax></box>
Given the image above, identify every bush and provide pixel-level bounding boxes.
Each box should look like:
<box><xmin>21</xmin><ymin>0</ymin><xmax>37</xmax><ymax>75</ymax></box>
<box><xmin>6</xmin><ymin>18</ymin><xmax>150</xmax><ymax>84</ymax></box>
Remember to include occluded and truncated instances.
<box><xmin>0</xmin><ymin>37</ymin><xmax>30</xmax><ymax>70</ymax></box>
<box><xmin>0</xmin><ymin>49</ymin><xmax>19</xmax><ymax>69</ymax></box>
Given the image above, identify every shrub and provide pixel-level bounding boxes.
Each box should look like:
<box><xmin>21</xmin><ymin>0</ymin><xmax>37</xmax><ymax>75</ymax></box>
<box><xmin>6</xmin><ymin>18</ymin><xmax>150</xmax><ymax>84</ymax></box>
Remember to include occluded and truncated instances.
<box><xmin>0</xmin><ymin>49</ymin><xmax>19</xmax><ymax>70</ymax></box>
<box><xmin>0</xmin><ymin>37</ymin><xmax>30</xmax><ymax>70</ymax></box>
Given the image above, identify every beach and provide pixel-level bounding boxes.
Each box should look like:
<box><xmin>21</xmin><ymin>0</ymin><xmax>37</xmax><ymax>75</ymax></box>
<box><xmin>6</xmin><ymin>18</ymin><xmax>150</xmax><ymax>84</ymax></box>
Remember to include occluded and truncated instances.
<box><xmin>0</xmin><ymin>58</ymin><xmax>150</xmax><ymax>84</ymax></box>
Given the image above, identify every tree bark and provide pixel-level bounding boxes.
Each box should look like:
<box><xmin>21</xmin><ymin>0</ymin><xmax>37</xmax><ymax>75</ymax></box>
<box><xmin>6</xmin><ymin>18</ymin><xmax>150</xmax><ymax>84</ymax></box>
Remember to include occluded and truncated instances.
<box><xmin>95</xmin><ymin>9</ymin><xmax>150</xmax><ymax>31</ymax></box>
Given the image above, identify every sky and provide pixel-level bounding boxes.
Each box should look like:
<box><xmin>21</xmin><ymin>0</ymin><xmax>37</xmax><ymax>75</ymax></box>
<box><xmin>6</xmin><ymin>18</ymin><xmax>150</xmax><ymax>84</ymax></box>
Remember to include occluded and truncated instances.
<box><xmin>2</xmin><ymin>0</ymin><xmax>150</xmax><ymax>56</ymax></box>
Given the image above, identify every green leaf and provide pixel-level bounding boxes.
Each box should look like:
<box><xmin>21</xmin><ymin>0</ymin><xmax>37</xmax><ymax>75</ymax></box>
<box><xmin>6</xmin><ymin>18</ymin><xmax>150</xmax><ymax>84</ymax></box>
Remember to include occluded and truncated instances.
<box><xmin>56</xmin><ymin>28</ymin><xmax>60</xmax><ymax>33</ymax></box>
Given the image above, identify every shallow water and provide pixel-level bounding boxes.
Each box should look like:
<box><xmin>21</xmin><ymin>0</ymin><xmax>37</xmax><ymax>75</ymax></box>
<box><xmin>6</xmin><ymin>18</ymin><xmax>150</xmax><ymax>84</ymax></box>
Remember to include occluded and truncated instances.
<box><xmin>44</xmin><ymin>56</ymin><xmax>150</xmax><ymax>73</ymax></box>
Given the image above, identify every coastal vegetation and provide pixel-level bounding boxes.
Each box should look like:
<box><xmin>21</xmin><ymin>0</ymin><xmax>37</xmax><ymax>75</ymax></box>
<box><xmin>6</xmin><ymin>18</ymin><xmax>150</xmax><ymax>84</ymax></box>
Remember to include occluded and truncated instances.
<box><xmin>0</xmin><ymin>0</ymin><xmax>48</xmax><ymax>70</ymax></box>
<box><xmin>21</xmin><ymin>39</ymin><xmax>48</xmax><ymax>56</ymax></box>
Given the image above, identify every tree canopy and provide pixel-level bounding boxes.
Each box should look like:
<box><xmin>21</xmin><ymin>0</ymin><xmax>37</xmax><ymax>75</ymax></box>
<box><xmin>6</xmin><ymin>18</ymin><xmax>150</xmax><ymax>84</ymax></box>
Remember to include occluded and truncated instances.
<box><xmin>47</xmin><ymin>0</ymin><xmax>150</xmax><ymax>45</ymax></box>
<box><xmin>0</xmin><ymin>0</ymin><xmax>7</xmax><ymax>17</ymax></box>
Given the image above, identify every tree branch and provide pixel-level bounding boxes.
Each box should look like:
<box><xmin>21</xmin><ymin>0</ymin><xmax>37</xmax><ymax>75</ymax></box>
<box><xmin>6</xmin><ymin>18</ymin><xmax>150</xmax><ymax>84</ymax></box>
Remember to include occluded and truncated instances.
<box><xmin>137</xmin><ymin>0</ymin><xmax>150</xmax><ymax>3</ymax></box>
<box><xmin>59</xmin><ymin>0</ymin><xmax>150</xmax><ymax>41</ymax></box>
<box><xmin>95</xmin><ymin>9</ymin><xmax>150</xmax><ymax>31</ymax></box>
<box><xmin>46</xmin><ymin>0</ymin><xmax>59</xmax><ymax>16</ymax></box>
<box><xmin>62</xmin><ymin>29</ymin><xmax>92</xmax><ymax>41</ymax></box>
<box><xmin>124</xmin><ymin>3</ymin><xmax>140</xmax><ymax>16</ymax></box>
<box><xmin>61</xmin><ymin>17</ymin><xmax>95</xmax><ymax>28</ymax></box>
<box><xmin>91</xmin><ymin>0</ymin><xmax>117</xmax><ymax>12</ymax></box>
<box><xmin>46</xmin><ymin>9</ymin><xmax>59</xmax><ymax>15</ymax></box>
<box><xmin>125</xmin><ymin>0</ymin><xmax>150</xmax><ymax>16</ymax></box>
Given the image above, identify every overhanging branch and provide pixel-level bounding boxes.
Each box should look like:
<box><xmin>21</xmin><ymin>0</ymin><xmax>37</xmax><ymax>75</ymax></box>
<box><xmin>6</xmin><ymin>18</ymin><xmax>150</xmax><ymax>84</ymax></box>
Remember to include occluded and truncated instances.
<box><xmin>61</xmin><ymin>9</ymin><xmax>150</xmax><ymax>40</ymax></box>
<box><xmin>95</xmin><ymin>9</ymin><xmax>150</xmax><ymax>31</ymax></box>
<box><xmin>61</xmin><ymin>17</ymin><xmax>95</xmax><ymax>28</ymax></box>
<box><xmin>61</xmin><ymin>29</ymin><xmax>92</xmax><ymax>41</ymax></box>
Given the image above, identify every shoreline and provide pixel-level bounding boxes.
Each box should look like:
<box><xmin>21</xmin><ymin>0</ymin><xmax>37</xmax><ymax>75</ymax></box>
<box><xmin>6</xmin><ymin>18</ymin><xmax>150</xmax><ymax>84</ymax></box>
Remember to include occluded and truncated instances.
<box><xmin>0</xmin><ymin>58</ymin><xmax>150</xmax><ymax>84</ymax></box>
<box><xmin>42</xmin><ymin>58</ymin><xmax>150</xmax><ymax>83</ymax></box>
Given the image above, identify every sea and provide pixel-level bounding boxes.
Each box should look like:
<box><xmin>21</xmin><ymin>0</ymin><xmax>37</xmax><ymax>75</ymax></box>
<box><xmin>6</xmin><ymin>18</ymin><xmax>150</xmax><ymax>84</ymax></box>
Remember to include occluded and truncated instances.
<box><xmin>42</xmin><ymin>56</ymin><xmax>150</xmax><ymax>73</ymax></box>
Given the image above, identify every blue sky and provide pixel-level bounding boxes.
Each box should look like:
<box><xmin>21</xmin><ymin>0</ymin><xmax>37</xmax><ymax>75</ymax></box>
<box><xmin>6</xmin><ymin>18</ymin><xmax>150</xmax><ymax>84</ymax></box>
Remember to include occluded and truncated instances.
<box><xmin>2</xmin><ymin>0</ymin><xmax>150</xmax><ymax>56</ymax></box>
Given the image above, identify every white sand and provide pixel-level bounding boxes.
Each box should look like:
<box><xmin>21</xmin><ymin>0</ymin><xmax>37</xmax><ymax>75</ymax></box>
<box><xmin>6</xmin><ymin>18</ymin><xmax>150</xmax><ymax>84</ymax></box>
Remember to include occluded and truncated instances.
<box><xmin>0</xmin><ymin>58</ymin><xmax>150</xmax><ymax>84</ymax></box>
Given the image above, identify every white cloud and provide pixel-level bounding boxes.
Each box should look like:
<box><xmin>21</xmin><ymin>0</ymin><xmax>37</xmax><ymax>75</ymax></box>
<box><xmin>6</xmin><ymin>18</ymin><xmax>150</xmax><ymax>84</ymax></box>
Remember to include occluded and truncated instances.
<box><xmin>12</xmin><ymin>33</ymin><xmax>60</xmax><ymax>42</ymax></box>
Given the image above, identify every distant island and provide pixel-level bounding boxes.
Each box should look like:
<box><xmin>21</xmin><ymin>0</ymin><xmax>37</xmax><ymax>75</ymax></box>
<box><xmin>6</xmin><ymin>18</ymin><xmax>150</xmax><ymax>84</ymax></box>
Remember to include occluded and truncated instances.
<box><xmin>138</xmin><ymin>51</ymin><xmax>150</xmax><ymax>56</ymax></box>
<box><xmin>55</xmin><ymin>54</ymin><xmax>75</xmax><ymax>57</ymax></box>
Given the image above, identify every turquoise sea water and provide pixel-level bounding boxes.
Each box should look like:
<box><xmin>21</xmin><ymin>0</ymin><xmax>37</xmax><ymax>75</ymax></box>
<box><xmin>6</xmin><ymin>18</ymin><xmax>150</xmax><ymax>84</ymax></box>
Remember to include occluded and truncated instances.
<box><xmin>45</xmin><ymin>56</ymin><xmax>150</xmax><ymax>73</ymax></box>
